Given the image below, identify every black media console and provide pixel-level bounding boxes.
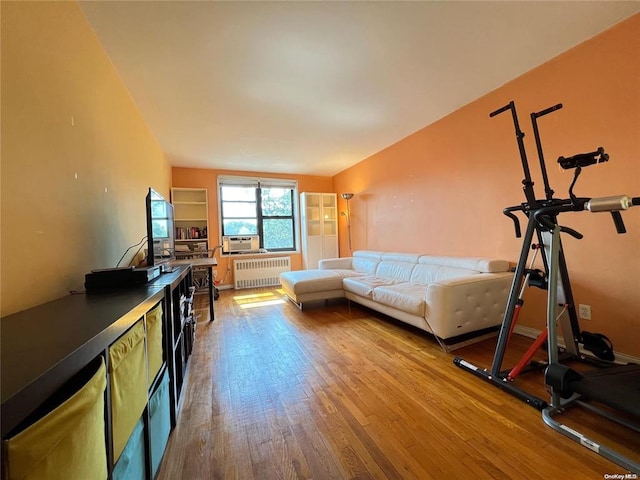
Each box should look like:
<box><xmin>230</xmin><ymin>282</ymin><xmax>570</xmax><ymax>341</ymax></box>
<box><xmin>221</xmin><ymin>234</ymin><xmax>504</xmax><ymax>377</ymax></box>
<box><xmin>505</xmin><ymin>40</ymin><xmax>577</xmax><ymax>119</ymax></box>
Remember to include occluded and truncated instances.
<box><xmin>1</xmin><ymin>264</ymin><xmax>197</xmax><ymax>479</ymax></box>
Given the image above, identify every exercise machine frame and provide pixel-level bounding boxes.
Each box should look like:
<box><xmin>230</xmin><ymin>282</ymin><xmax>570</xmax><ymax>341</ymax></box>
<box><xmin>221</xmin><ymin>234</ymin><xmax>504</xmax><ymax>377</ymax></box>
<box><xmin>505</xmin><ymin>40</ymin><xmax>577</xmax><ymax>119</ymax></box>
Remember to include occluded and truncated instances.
<box><xmin>454</xmin><ymin>101</ymin><xmax>598</xmax><ymax>409</ymax></box>
<box><xmin>454</xmin><ymin>99</ymin><xmax>640</xmax><ymax>473</ymax></box>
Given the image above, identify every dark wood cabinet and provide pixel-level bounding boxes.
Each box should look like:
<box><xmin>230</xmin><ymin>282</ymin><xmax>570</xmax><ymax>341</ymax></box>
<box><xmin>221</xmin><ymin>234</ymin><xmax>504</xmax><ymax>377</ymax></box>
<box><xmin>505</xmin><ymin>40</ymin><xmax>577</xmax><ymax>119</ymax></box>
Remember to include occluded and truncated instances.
<box><xmin>1</xmin><ymin>265</ymin><xmax>195</xmax><ymax>479</ymax></box>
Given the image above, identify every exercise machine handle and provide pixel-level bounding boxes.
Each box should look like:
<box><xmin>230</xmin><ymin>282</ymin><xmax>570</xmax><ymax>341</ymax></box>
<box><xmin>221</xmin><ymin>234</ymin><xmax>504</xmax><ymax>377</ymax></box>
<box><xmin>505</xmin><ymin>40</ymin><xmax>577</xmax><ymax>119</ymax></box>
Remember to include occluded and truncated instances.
<box><xmin>585</xmin><ymin>195</ymin><xmax>636</xmax><ymax>212</ymax></box>
<box><xmin>489</xmin><ymin>103</ymin><xmax>512</xmax><ymax>118</ymax></box>
<box><xmin>533</xmin><ymin>212</ymin><xmax>556</xmax><ymax>232</ymax></box>
<box><xmin>532</xmin><ymin>103</ymin><xmax>563</xmax><ymax>118</ymax></box>
<box><xmin>585</xmin><ymin>195</ymin><xmax>639</xmax><ymax>235</ymax></box>
<box><xmin>559</xmin><ymin>225</ymin><xmax>584</xmax><ymax>240</ymax></box>
<box><xmin>534</xmin><ymin>211</ymin><xmax>584</xmax><ymax>239</ymax></box>
<box><xmin>533</xmin><ymin>203</ymin><xmax>586</xmax><ymax>239</ymax></box>
<box><xmin>489</xmin><ymin>101</ymin><xmax>537</xmax><ymax>205</ymax></box>
<box><xmin>531</xmin><ymin>103</ymin><xmax>563</xmax><ymax>201</ymax></box>
<box><xmin>503</xmin><ymin>206</ymin><xmax>522</xmax><ymax>238</ymax></box>
<box><xmin>610</xmin><ymin>211</ymin><xmax>626</xmax><ymax>234</ymax></box>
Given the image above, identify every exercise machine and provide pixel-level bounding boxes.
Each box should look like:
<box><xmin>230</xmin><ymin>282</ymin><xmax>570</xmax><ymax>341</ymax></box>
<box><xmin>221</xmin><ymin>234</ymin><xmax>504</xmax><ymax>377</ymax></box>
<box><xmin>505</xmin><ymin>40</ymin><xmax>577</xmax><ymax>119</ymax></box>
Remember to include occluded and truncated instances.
<box><xmin>455</xmin><ymin>101</ymin><xmax>605</xmax><ymax>409</ymax></box>
<box><xmin>454</xmin><ymin>100</ymin><xmax>639</xmax><ymax>472</ymax></box>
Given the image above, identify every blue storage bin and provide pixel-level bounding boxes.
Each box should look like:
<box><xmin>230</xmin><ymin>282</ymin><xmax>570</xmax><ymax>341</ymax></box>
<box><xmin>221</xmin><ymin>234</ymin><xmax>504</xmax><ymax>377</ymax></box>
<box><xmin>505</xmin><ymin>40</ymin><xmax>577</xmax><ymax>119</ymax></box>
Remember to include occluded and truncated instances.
<box><xmin>112</xmin><ymin>416</ymin><xmax>146</xmax><ymax>480</ymax></box>
<box><xmin>149</xmin><ymin>370</ymin><xmax>171</xmax><ymax>477</ymax></box>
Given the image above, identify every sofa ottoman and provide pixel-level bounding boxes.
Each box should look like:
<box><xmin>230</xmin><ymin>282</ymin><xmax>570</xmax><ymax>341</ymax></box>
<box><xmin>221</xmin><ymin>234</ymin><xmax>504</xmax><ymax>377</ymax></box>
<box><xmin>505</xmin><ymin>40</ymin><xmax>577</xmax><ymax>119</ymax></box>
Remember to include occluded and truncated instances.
<box><xmin>280</xmin><ymin>269</ymin><xmax>355</xmax><ymax>308</ymax></box>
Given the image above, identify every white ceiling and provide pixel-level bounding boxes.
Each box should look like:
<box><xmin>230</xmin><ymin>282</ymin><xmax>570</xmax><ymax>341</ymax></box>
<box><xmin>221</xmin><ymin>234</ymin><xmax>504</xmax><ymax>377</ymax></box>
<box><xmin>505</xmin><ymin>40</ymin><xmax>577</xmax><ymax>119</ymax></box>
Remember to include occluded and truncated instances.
<box><xmin>79</xmin><ymin>1</ymin><xmax>639</xmax><ymax>176</ymax></box>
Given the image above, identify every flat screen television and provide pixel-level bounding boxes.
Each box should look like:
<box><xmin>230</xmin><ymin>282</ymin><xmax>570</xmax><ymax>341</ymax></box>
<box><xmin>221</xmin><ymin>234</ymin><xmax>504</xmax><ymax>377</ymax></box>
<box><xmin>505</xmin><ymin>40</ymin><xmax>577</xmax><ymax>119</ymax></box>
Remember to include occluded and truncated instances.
<box><xmin>146</xmin><ymin>188</ymin><xmax>175</xmax><ymax>267</ymax></box>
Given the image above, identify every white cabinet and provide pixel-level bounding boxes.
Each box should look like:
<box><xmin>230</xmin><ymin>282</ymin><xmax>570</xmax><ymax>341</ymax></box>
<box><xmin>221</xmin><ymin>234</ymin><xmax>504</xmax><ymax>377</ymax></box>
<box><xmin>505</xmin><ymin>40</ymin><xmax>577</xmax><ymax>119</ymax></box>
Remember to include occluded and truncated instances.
<box><xmin>171</xmin><ymin>188</ymin><xmax>208</xmax><ymax>255</ymax></box>
<box><xmin>300</xmin><ymin>192</ymin><xmax>338</xmax><ymax>269</ymax></box>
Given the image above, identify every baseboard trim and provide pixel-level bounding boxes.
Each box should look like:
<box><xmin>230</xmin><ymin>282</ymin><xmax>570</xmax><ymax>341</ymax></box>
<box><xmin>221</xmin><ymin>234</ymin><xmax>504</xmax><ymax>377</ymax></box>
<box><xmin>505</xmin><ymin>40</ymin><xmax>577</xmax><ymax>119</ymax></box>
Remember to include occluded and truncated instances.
<box><xmin>513</xmin><ymin>325</ymin><xmax>640</xmax><ymax>365</ymax></box>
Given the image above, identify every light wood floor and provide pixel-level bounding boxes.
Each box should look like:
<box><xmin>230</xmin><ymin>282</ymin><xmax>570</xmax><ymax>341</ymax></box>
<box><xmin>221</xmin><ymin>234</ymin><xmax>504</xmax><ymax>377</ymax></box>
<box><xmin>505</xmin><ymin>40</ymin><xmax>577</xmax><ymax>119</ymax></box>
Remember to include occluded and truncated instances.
<box><xmin>157</xmin><ymin>287</ymin><xmax>639</xmax><ymax>480</ymax></box>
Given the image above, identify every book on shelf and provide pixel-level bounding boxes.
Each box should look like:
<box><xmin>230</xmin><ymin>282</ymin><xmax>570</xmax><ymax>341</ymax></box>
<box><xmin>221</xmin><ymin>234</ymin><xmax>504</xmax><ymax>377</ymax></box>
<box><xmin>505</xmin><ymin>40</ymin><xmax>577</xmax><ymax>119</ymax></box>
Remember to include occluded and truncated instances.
<box><xmin>175</xmin><ymin>226</ymin><xmax>207</xmax><ymax>240</ymax></box>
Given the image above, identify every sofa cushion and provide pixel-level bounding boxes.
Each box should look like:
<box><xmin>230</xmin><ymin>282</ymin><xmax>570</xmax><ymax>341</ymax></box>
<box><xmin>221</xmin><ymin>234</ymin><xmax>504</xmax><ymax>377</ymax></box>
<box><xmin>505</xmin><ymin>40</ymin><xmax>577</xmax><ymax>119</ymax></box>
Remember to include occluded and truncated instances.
<box><xmin>372</xmin><ymin>283</ymin><xmax>427</xmax><ymax>317</ymax></box>
<box><xmin>375</xmin><ymin>261</ymin><xmax>415</xmax><ymax>282</ymax></box>
<box><xmin>343</xmin><ymin>275</ymin><xmax>403</xmax><ymax>299</ymax></box>
<box><xmin>410</xmin><ymin>264</ymin><xmax>480</xmax><ymax>285</ymax></box>
<box><xmin>330</xmin><ymin>269</ymin><xmax>363</xmax><ymax>279</ymax></box>
<box><xmin>418</xmin><ymin>255</ymin><xmax>509</xmax><ymax>273</ymax></box>
<box><xmin>352</xmin><ymin>251</ymin><xmax>388</xmax><ymax>275</ymax></box>
<box><xmin>352</xmin><ymin>257</ymin><xmax>380</xmax><ymax>275</ymax></box>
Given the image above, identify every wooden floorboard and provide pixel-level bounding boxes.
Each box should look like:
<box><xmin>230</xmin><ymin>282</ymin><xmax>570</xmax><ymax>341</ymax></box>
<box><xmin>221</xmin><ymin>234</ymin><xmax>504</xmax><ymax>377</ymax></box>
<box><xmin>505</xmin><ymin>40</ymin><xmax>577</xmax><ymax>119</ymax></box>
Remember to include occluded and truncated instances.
<box><xmin>157</xmin><ymin>288</ymin><xmax>639</xmax><ymax>480</ymax></box>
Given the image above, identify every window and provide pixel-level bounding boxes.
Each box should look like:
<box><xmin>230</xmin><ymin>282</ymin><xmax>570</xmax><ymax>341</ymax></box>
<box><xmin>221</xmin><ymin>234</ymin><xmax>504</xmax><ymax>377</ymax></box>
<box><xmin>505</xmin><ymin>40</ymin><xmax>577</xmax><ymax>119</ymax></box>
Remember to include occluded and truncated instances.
<box><xmin>218</xmin><ymin>176</ymin><xmax>297</xmax><ymax>252</ymax></box>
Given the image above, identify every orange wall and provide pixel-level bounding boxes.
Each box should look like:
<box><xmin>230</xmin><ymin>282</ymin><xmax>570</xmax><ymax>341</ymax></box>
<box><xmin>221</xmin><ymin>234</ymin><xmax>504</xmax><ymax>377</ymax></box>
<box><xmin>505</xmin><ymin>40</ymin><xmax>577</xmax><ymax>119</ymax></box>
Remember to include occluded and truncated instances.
<box><xmin>334</xmin><ymin>15</ymin><xmax>640</xmax><ymax>356</ymax></box>
<box><xmin>171</xmin><ymin>167</ymin><xmax>333</xmax><ymax>286</ymax></box>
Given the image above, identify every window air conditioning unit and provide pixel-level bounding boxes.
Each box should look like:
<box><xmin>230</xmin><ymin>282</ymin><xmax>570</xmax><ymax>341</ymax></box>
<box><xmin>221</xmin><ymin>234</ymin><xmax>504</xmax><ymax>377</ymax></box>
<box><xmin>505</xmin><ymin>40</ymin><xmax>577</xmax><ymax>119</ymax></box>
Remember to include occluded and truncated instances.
<box><xmin>222</xmin><ymin>235</ymin><xmax>260</xmax><ymax>254</ymax></box>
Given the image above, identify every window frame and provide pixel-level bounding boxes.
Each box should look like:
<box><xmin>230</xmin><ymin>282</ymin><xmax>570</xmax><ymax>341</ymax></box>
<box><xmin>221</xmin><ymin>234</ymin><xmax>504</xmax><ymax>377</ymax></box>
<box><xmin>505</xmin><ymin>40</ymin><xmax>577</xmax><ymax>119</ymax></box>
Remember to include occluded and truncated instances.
<box><xmin>218</xmin><ymin>175</ymin><xmax>299</xmax><ymax>253</ymax></box>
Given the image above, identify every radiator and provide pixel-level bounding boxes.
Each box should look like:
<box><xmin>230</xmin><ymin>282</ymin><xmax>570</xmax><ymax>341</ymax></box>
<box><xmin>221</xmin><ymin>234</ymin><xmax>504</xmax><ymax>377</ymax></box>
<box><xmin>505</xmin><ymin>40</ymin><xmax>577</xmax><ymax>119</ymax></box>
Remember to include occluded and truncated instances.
<box><xmin>233</xmin><ymin>256</ymin><xmax>291</xmax><ymax>289</ymax></box>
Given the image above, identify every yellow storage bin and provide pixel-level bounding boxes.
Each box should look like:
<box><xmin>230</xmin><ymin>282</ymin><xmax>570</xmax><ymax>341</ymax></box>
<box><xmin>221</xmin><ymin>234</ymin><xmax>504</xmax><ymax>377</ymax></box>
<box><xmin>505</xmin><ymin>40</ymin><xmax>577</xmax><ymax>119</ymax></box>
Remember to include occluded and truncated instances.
<box><xmin>146</xmin><ymin>302</ymin><xmax>164</xmax><ymax>388</ymax></box>
<box><xmin>3</xmin><ymin>357</ymin><xmax>107</xmax><ymax>480</ymax></box>
<box><xmin>109</xmin><ymin>319</ymin><xmax>148</xmax><ymax>462</ymax></box>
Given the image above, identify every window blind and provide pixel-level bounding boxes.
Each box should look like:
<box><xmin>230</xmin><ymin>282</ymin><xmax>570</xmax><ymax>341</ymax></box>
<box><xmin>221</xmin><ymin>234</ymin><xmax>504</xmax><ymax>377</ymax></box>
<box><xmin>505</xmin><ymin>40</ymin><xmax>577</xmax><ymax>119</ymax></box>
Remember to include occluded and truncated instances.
<box><xmin>217</xmin><ymin>175</ymin><xmax>297</xmax><ymax>189</ymax></box>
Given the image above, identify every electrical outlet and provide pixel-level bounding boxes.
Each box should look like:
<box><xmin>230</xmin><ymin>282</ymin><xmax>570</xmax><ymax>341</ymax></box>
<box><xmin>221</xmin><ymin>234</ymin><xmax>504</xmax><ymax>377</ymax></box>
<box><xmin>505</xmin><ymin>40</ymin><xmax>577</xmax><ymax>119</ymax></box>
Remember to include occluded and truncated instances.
<box><xmin>579</xmin><ymin>304</ymin><xmax>591</xmax><ymax>320</ymax></box>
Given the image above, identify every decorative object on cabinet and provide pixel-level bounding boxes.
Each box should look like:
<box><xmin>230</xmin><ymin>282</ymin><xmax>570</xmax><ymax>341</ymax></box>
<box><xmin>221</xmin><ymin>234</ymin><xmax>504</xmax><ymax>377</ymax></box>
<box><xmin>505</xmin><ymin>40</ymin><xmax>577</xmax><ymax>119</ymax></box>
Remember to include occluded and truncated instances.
<box><xmin>300</xmin><ymin>192</ymin><xmax>338</xmax><ymax>269</ymax></box>
<box><xmin>340</xmin><ymin>192</ymin><xmax>354</xmax><ymax>253</ymax></box>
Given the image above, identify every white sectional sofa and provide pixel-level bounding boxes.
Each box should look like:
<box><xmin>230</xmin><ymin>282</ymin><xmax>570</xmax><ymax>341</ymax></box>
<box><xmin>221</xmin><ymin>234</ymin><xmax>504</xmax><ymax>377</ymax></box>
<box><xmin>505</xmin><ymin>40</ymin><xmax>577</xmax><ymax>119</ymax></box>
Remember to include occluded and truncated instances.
<box><xmin>280</xmin><ymin>250</ymin><xmax>513</xmax><ymax>347</ymax></box>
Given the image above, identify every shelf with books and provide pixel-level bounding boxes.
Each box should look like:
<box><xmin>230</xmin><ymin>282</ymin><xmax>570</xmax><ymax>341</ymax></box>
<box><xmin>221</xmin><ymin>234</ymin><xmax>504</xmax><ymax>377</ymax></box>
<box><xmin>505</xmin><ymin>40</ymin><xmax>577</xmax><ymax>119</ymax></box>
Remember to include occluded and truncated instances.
<box><xmin>171</xmin><ymin>188</ymin><xmax>209</xmax><ymax>252</ymax></box>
